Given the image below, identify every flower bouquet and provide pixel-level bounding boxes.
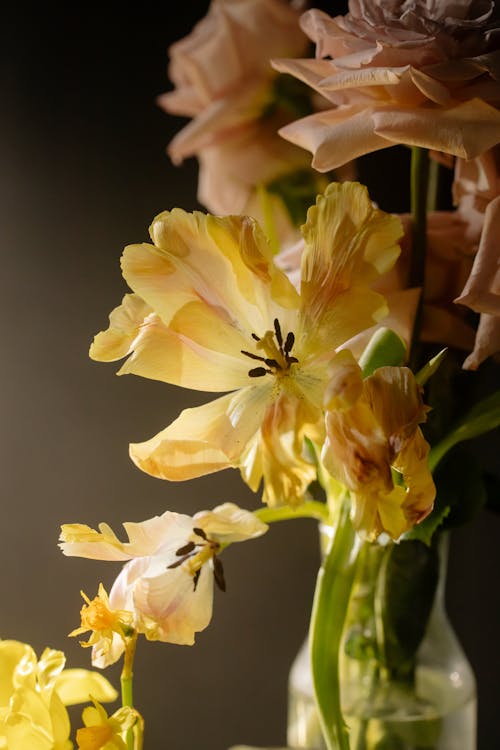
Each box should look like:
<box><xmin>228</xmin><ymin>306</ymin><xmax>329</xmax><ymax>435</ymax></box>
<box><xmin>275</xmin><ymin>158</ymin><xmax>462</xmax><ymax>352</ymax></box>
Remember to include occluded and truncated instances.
<box><xmin>3</xmin><ymin>1</ymin><xmax>500</xmax><ymax>749</ymax></box>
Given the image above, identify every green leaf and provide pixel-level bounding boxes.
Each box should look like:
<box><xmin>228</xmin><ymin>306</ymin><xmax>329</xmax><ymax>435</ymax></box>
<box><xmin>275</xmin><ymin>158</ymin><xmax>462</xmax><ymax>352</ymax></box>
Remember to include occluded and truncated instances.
<box><xmin>359</xmin><ymin>327</ymin><xmax>407</xmax><ymax>377</ymax></box>
<box><xmin>381</xmin><ymin>540</ymin><xmax>439</xmax><ymax>680</ymax></box>
<box><xmin>415</xmin><ymin>348</ymin><xmax>447</xmax><ymax>386</ymax></box>
<box><xmin>429</xmin><ymin>389</ymin><xmax>500</xmax><ymax>471</ymax></box>
<box><xmin>405</xmin><ymin>505</ymin><xmax>450</xmax><ymax>546</ymax></box>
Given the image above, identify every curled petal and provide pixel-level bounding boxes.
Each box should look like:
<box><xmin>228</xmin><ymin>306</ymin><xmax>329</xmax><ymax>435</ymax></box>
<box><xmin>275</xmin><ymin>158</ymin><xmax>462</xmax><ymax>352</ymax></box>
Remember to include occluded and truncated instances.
<box><xmin>278</xmin><ymin>107</ymin><xmax>390</xmax><ymax>172</ymax></box>
<box><xmin>455</xmin><ymin>194</ymin><xmax>500</xmax><ymax>315</ymax></box>
<box><xmin>373</xmin><ymin>99</ymin><xmax>500</xmax><ymax>159</ymax></box>
<box><xmin>194</xmin><ymin>503</ymin><xmax>268</xmax><ymax>544</ymax></box>
<box><xmin>129</xmin><ymin>387</ymin><xmax>270</xmax><ymax>481</ymax></box>
<box><xmin>59</xmin><ymin>513</ymin><xmax>194</xmax><ymax>561</ymax></box>
<box><xmin>90</xmin><ymin>293</ymin><xmax>152</xmax><ymax>362</ymax></box>
<box><xmin>463</xmin><ymin>312</ymin><xmax>500</xmax><ymax>369</ymax></box>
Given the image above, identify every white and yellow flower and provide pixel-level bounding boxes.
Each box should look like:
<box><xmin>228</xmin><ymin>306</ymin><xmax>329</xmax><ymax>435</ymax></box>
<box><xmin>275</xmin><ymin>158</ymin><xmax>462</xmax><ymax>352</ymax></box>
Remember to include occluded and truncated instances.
<box><xmin>91</xmin><ymin>182</ymin><xmax>402</xmax><ymax>506</ymax></box>
<box><xmin>60</xmin><ymin>503</ymin><xmax>267</xmax><ymax>657</ymax></box>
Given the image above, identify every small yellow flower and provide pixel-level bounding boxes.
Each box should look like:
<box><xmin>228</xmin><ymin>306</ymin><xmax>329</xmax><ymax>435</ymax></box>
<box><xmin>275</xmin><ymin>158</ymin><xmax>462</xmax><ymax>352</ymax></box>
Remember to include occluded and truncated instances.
<box><xmin>70</xmin><ymin>584</ymin><xmax>134</xmax><ymax>669</ymax></box>
<box><xmin>76</xmin><ymin>699</ymin><xmax>135</xmax><ymax>750</ymax></box>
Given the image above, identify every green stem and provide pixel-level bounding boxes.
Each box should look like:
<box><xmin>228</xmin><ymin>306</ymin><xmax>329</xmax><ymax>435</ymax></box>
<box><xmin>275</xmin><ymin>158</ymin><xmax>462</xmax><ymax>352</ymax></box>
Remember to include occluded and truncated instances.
<box><xmin>256</xmin><ymin>183</ymin><xmax>280</xmax><ymax>255</ymax></box>
<box><xmin>254</xmin><ymin>499</ymin><xmax>330</xmax><ymax>525</ymax></box>
<box><xmin>121</xmin><ymin>634</ymin><xmax>138</xmax><ymax>750</ymax></box>
<box><xmin>310</xmin><ymin>499</ymin><xmax>362</xmax><ymax>750</ymax></box>
<box><xmin>408</xmin><ymin>147</ymin><xmax>430</xmax><ymax>371</ymax></box>
<box><xmin>427</xmin><ymin>156</ymin><xmax>440</xmax><ymax>213</ymax></box>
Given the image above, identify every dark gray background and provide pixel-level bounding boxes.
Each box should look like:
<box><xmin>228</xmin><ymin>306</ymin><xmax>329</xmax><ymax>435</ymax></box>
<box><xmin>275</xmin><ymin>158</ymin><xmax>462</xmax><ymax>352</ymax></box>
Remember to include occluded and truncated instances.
<box><xmin>1</xmin><ymin>3</ymin><xmax>499</xmax><ymax>749</ymax></box>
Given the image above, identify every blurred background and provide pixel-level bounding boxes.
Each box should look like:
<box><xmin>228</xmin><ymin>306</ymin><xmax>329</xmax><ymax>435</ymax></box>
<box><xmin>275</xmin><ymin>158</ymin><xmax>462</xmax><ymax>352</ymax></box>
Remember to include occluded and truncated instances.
<box><xmin>1</xmin><ymin>2</ymin><xmax>499</xmax><ymax>748</ymax></box>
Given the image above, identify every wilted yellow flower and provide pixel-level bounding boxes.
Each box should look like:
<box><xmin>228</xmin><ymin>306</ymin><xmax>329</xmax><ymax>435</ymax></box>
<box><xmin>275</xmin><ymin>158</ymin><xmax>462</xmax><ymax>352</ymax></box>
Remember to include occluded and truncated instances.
<box><xmin>274</xmin><ymin>2</ymin><xmax>500</xmax><ymax>171</ymax></box>
<box><xmin>90</xmin><ymin>182</ymin><xmax>402</xmax><ymax>506</ymax></box>
<box><xmin>69</xmin><ymin>584</ymin><xmax>134</xmax><ymax>668</ymax></box>
<box><xmin>323</xmin><ymin>352</ymin><xmax>435</xmax><ymax>540</ymax></box>
<box><xmin>60</xmin><ymin>504</ymin><xmax>268</xmax><ymax>651</ymax></box>
<box><xmin>76</xmin><ymin>699</ymin><xmax>136</xmax><ymax>750</ymax></box>
<box><xmin>0</xmin><ymin>640</ymin><xmax>117</xmax><ymax>750</ymax></box>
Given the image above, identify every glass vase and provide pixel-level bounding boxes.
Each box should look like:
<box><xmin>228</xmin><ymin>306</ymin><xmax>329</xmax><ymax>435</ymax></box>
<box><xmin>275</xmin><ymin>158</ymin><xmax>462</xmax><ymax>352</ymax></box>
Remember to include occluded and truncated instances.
<box><xmin>288</xmin><ymin>532</ymin><xmax>477</xmax><ymax>750</ymax></box>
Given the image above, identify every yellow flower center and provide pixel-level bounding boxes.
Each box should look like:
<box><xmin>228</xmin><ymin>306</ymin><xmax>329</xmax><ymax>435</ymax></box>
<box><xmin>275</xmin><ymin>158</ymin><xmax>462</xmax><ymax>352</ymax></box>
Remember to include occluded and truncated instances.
<box><xmin>168</xmin><ymin>527</ymin><xmax>225</xmax><ymax>592</ymax></box>
<box><xmin>241</xmin><ymin>318</ymin><xmax>298</xmax><ymax>379</ymax></box>
<box><xmin>80</xmin><ymin>597</ymin><xmax>118</xmax><ymax>632</ymax></box>
<box><xmin>76</xmin><ymin>724</ymin><xmax>113</xmax><ymax>750</ymax></box>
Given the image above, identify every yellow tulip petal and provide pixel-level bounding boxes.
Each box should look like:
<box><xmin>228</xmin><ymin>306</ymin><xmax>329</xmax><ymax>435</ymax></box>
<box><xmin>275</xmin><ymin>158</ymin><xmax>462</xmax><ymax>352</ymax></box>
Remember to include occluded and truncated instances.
<box><xmin>130</xmin><ymin>386</ymin><xmax>271</xmax><ymax>481</ymax></box>
<box><xmin>90</xmin><ymin>294</ymin><xmax>152</xmax><ymax>362</ymax></box>
<box><xmin>243</xmin><ymin>391</ymin><xmax>322</xmax><ymax>507</ymax></box>
<box><xmin>0</xmin><ymin>641</ymin><xmax>37</xmax><ymax>704</ymax></box>
<box><xmin>117</xmin><ymin>301</ymin><xmax>254</xmax><ymax>391</ymax></box>
<box><xmin>126</xmin><ymin>210</ymin><xmax>298</xmax><ymax>330</ymax></box>
<box><xmin>299</xmin><ymin>182</ymin><xmax>401</xmax><ymax>340</ymax></box>
<box><xmin>53</xmin><ymin>670</ymin><xmax>117</xmax><ymax>707</ymax></box>
<box><xmin>194</xmin><ymin>503</ymin><xmax>268</xmax><ymax>543</ymax></box>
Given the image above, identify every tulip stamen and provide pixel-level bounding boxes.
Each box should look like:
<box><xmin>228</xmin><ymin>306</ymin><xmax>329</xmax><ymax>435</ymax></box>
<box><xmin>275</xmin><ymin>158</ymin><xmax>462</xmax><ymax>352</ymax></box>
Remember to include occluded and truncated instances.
<box><xmin>243</xmin><ymin>319</ymin><xmax>298</xmax><ymax>378</ymax></box>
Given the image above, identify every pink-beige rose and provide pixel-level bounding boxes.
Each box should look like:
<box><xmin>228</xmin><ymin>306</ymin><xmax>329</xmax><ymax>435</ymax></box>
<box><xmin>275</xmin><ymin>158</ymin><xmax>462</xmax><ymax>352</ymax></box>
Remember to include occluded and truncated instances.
<box><xmin>273</xmin><ymin>1</ymin><xmax>500</xmax><ymax>171</ymax></box>
<box><xmin>158</xmin><ymin>0</ymin><xmax>311</xmax><ymax>215</ymax></box>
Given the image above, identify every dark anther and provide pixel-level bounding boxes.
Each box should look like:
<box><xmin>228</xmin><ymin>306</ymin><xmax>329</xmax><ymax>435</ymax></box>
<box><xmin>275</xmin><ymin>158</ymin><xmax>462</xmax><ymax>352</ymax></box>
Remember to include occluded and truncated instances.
<box><xmin>213</xmin><ymin>556</ymin><xmax>226</xmax><ymax>592</ymax></box>
<box><xmin>265</xmin><ymin>358</ymin><xmax>281</xmax><ymax>369</ymax></box>
<box><xmin>175</xmin><ymin>541</ymin><xmax>195</xmax><ymax>556</ymax></box>
<box><xmin>287</xmin><ymin>356</ymin><xmax>298</xmax><ymax>364</ymax></box>
<box><xmin>241</xmin><ymin>349</ymin><xmax>266</xmax><ymax>363</ymax></box>
<box><xmin>274</xmin><ymin>318</ymin><xmax>283</xmax><ymax>348</ymax></box>
<box><xmin>193</xmin><ymin>527</ymin><xmax>207</xmax><ymax>540</ymax></box>
<box><xmin>251</xmin><ymin>333</ymin><xmax>261</xmax><ymax>341</ymax></box>
<box><xmin>168</xmin><ymin>555</ymin><xmax>191</xmax><ymax>569</ymax></box>
<box><xmin>284</xmin><ymin>331</ymin><xmax>295</xmax><ymax>354</ymax></box>
<box><xmin>249</xmin><ymin>367</ymin><xmax>268</xmax><ymax>377</ymax></box>
<box><xmin>192</xmin><ymin>569</ymin><xmax>201</xmax><ymax>591</ymax></box>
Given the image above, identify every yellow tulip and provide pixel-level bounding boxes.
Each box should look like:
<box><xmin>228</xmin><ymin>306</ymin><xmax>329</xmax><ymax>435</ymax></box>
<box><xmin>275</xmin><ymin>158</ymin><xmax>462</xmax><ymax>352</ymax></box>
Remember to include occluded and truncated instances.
<box><xmin>91</xmin><ymin>182</ymin><xmax>402</xmax><ymax>507</ymax></box>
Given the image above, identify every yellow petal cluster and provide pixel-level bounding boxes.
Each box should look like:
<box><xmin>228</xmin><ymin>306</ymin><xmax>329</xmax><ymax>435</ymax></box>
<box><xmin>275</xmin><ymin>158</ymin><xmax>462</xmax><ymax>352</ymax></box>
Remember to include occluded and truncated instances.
<box><xmin>0</xmin><ymin>640</ymin><xmax>117</xmax><ymax>750</ymax></box>
<box><xmin>323</xmin><ymin>352</ymin><xmax>435</xmax><ymax>540</ymax></box>
<box><xmin>76</xmin><ymin>700</ymin><xmax>136</xmax><ymax>750</ymax></box>
<box><xmin>69</xmin><ymin>584</ymin><xmax>134</xmax><ymax>667</ymax></box>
